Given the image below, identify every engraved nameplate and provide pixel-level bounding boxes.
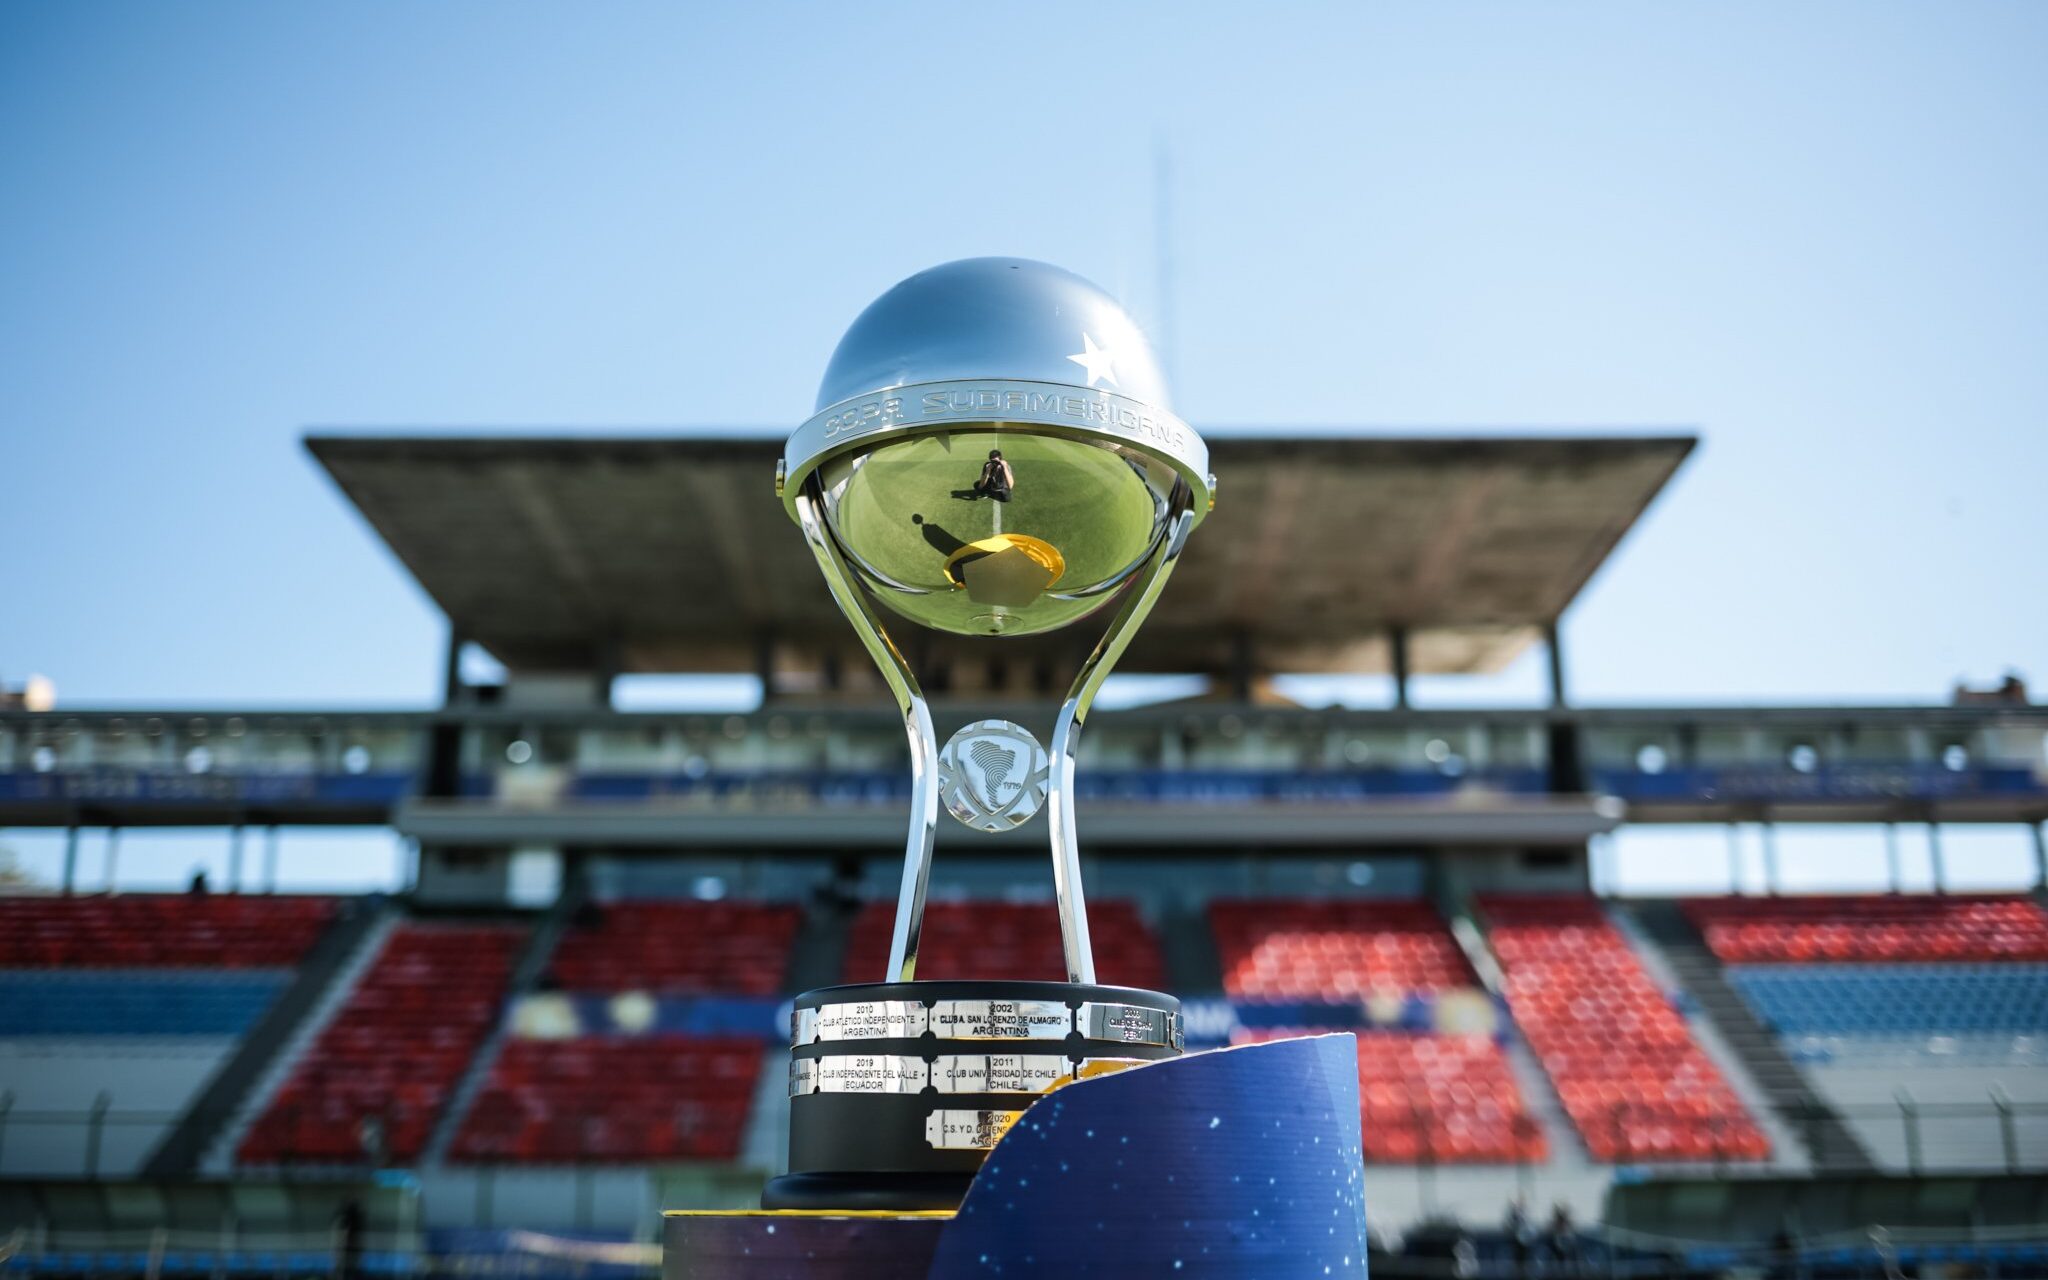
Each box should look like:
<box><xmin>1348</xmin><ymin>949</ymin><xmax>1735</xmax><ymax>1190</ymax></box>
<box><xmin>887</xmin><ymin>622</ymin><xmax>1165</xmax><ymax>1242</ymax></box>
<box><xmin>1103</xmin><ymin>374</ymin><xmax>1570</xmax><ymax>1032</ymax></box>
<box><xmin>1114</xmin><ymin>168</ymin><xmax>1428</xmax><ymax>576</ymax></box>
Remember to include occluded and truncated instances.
<box><xmin>789</xmin><ymin>1054</ymin><xmax>928</xmax><ymax>1096</ymax></box>
<box><xmin>927</xmin><ymin>999</ymin><xmax>1071</xmax><ymax>1041</ymax></box>
<box><xmin>1075</xmin><ymin>1002</ymin><xmax>1179</xmax><ymax>1047</ymax></box>
<box><xmin>933</xmin><ymin>1053</ymin><xmax>1072</xmax><ymax>1095</ymax></box>
<box><xmin>793</xmin><ymin>1000</ymin><xmax>929</xmax><ymax>1045</ymax></box>
<box><xmin>924</xmin><ymin>1108</ymin><xmax>1024</xmax><ymax>1150</ymax></box>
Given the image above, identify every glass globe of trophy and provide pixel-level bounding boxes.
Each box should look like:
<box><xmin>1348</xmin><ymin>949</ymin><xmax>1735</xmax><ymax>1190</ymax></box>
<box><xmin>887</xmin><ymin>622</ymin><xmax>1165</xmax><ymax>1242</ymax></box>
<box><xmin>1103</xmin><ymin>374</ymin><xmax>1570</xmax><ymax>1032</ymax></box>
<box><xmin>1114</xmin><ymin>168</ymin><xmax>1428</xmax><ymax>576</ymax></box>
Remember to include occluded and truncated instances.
<box><xmin>764</xmin><ymin>258</ymin><xmax>1214</xmax><ymax>1211</ymax></box>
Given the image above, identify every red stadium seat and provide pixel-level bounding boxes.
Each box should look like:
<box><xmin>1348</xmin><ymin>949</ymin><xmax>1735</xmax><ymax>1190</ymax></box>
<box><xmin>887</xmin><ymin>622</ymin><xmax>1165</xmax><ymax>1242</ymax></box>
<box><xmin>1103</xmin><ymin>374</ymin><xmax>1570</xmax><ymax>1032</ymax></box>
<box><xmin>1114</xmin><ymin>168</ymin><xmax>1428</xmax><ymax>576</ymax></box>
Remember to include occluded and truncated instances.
<box><xmin>1683</xmin><ymin>894</ymin><xmax>2048</xmax><ymax>965</ymax></box>
<box><xmin>237</xmin><ymin>923</ymin><xmax>525</xmax><ymax>1166</ymax></box>
<box><xmin>449</xmin><ymin>1034</ymin><xmax>762</xmax><ymax>1163</ymax></box>
<box><xmin>1209</xmin><ymin>899</ymin><xmax>1476</xmax><ymax>999</ymax></box>
<box><xmin>839</xmin><ymin>900</ymin><xmax>1166</xmax><ymax>988</ymax></box>
<box><xmin>1235</xmin><ymin>1028</ymin><xmax>1547</xmax><ymax>1164</ymax></box>
<box><xmin>0</xmin><ymin>894</ymin><xmax>336</xmax><ymax>969</ymax></box>
<box><xmin>545</xmin><ymin>901</ymin><xmax>801</xmax><ymax>995</ymax></box>
<box><xmin>1214</xmin><ymin>899</ymin><xmax>1543</xmax><ymax>1162</ymax></box>
<box><xmin>1478</xmin><ymin>895</ymin><xmax>1770</xmax><ymax>1164</ymax></box>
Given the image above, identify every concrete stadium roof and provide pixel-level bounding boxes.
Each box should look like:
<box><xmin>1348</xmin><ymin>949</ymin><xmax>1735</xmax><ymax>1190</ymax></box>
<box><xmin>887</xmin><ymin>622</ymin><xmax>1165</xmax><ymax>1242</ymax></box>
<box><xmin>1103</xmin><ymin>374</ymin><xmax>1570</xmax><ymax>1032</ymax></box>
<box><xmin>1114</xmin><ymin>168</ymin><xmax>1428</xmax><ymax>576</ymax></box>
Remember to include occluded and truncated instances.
<box><xmin>306</xmin><ymin>431</ymin><xmax>1693</xmax><ymax>678</ymax></box>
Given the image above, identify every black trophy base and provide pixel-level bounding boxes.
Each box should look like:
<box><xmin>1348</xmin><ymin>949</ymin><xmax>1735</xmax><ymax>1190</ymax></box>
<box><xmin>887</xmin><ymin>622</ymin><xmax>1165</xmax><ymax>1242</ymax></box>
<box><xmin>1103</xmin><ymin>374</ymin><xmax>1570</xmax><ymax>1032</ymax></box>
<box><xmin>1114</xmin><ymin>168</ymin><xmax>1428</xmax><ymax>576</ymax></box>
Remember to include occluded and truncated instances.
<box><xmin>776</xmin><ymin>979</ymin><xmax>1183</xmax><ymax>1212</ymax></box>
<box><xmin>759</xmin><ymin>1170</ymin><xmax>976</xmax><ymax>1212</ymax></box>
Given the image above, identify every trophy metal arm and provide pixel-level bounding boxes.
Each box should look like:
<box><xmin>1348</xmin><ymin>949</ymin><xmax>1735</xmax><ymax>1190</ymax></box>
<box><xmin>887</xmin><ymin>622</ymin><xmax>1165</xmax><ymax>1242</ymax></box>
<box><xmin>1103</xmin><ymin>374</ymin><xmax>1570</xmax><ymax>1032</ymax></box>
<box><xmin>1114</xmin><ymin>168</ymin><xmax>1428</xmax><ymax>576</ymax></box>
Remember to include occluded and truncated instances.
<box><xmin>1047</xmin><ymin>502</ymin><xmax>1198</xmax><ymax>984</ymax></box>
<box><xmin>795</xmin><ymin>484</ymin><xmax>939</xmax><ymax>983</ymax></box>
<box><xmin>799</xmin><ymin>480</ymin><xmax>1197</xmax><ymax>988</ymax></box>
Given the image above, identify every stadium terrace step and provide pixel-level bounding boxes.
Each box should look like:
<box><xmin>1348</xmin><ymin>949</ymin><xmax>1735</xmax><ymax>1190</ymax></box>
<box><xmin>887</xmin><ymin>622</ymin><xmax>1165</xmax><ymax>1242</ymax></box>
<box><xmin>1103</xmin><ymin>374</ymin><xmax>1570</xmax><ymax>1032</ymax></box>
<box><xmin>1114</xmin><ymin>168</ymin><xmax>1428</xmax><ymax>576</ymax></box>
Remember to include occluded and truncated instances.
<box><xmin>1441</xmin><ymin>902</ymin><xmax>1589</xmax><ymax>1166</ymax></box>
<box><xmin>1476</xmin><ymin>894</ymin><xmax>1774</xmax><ymax>1166</ymax></box>
<box><xmin>423</xmin><ymin>894</ymin><xmax>583</xmax><ymax>1165</ymax></box>
<box><xmin>144</xmin><ymin>895</ymin><xmax>394</xmax><ymax>1176</ymax></box>
<box><xmin>196</xmin><ymin>905</ymin><xmax>401</xmax><ymax>1175</ymax></box>
<box><xmin>1659</xmin><ymin>894</ymin><xmax>2048</xmax><ymax>1175</ymax></box>
<box><xmin>1497</xmin><ymin>1030</ymin><xmax>1591</xmax><ymax>1166</ymax></box>
<box><xmin>1624</xmin><ymin>899</ymin><xmax>1875</xmax><ymax>1172</ymax></box>
<box><xmin>236</xmin><ymin>920</ymin><xmax>528</xmax><ymax>1167</ymax></box>
<box><xmin>433</xmin><ymin>896</ymin><xmax>811</xmax><ymax>1169</ymax></box>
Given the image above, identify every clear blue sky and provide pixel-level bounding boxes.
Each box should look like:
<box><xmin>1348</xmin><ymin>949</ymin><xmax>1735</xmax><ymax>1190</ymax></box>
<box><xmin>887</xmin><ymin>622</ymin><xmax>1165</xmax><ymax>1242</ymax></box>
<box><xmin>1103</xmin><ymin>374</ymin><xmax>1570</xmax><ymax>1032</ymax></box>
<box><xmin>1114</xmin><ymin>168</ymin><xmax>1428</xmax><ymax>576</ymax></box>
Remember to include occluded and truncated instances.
<box><xmin>3</xmin><ymin>4</ymin><xmax>2044</xmax><ymax>889</ymax></box>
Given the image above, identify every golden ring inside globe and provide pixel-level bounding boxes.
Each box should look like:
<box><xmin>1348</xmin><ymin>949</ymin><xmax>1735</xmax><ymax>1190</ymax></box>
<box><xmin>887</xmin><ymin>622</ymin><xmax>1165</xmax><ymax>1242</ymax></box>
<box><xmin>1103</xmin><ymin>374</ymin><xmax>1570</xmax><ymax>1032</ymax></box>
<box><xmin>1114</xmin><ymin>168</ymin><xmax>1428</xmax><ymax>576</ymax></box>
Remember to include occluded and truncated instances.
<box><xmin>818</xmin><ymin>428</ymin><xmax>1179</xmax><ymax>637</ymax></box>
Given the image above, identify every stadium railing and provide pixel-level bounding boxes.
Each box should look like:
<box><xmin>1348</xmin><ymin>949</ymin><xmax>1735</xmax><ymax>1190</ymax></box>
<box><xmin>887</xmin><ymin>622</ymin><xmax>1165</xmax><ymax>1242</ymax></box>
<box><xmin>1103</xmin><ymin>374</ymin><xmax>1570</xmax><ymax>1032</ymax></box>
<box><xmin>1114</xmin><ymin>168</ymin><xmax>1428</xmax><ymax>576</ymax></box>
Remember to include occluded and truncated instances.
<box><xmin>7</xmin><ymin>1093</ymin><xmax>2043</xmax><ymax>1181</ymax></box>
<box><xmin>0</xmin><ymin>1227</ymin><xmax>660</xmax><ymax>1279</ymax></box>
<box><xmin>11</xmin><ymin>703</ymin><xmax>2047</xmax><ymax>826</ymax></box>
<box><xmin>0</xmin><ymin>1095</ymin><xmax>185</xmax><ymax>1180</ymax></box>
<box><xmin>10</xmin><ymin>1222</ymin><xmax>2048</xmax><ymax>1280</ymax></box>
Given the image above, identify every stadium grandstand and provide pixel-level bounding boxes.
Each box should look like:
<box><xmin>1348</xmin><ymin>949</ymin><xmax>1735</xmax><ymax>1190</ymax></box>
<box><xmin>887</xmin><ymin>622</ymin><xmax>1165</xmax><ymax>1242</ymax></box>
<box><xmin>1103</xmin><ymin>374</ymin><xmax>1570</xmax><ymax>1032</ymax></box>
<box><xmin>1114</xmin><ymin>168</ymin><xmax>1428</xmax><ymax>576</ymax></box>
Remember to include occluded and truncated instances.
<box><xmin>4</xmin><ymin>430</ymin><xmax>2047</xmax><ymax>1276</ymax></box>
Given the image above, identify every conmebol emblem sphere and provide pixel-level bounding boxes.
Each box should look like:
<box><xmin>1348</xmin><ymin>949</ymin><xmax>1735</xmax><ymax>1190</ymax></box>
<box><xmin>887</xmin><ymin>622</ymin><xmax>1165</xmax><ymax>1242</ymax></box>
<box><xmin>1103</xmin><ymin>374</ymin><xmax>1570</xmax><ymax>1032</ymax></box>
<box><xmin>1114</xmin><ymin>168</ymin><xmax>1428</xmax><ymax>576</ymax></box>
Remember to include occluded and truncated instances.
<box><xmin>938</xmin><ymin>719</ymin><xmax>1050</xmax><ymax>832</ymax></box>
<box><xmin>781</xmin><ymin>258</ymin><xmax>1212</xmax><ymax>637</ymax></box>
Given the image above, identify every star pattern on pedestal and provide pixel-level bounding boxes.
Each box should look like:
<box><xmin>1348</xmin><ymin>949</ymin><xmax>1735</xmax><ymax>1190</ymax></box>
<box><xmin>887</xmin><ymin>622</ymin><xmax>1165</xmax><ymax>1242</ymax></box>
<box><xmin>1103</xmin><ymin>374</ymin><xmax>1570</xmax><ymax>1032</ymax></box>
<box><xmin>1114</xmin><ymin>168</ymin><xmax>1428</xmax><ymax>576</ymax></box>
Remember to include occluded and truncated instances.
<box><xmin>1066</xmin><ymin>332</ymin><xmax>1119</xmax><ymax>388</ymax></box>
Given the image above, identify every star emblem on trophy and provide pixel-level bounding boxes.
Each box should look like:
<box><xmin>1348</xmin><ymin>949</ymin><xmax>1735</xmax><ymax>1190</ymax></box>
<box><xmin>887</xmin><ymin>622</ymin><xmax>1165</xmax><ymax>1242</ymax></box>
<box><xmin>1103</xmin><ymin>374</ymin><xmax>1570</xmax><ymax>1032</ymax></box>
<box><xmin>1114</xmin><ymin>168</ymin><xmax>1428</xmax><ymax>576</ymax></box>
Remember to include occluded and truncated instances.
<box><xmin>768</xmin><ymin>258</ymin><xmax>1214</xmax><ymax>1211</ymax></box>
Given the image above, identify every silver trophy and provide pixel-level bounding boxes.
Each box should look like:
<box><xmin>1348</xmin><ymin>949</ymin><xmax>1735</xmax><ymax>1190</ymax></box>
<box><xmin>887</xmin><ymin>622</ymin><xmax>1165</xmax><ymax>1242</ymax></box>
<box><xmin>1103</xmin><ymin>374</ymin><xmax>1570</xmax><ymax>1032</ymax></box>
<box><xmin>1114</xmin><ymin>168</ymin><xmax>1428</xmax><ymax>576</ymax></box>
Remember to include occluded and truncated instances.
<box><xmin>768</xmin><ymin>258</ymin><xmax>1212</xmax><ymax>1210</ymax></box>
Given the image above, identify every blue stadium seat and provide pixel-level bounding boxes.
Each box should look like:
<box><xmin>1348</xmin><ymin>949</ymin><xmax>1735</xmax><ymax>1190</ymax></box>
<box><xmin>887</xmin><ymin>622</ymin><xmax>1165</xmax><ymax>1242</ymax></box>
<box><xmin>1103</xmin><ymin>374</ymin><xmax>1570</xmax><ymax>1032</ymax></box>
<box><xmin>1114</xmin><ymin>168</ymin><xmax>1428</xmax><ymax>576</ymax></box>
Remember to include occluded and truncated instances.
<box><xmin>1728</xmin><ymin>964</ymin><xmax>2048</xmax><ymax>1036</ymax></box>
<box><xmin>0</xmin><ymin>971</ymin><xmax>289</xmax><ymax>1035</ymax></box>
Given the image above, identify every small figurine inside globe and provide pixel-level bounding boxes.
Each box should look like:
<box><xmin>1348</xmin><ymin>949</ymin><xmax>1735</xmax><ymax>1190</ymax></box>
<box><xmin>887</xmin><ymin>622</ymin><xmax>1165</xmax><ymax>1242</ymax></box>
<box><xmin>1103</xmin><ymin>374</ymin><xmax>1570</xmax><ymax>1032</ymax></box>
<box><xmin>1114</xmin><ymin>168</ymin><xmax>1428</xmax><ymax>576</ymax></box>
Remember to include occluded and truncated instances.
<box><xmin>817</xmin><ymin>429</ymin><xmax>1184</xmax><ymax>636</ymax></box>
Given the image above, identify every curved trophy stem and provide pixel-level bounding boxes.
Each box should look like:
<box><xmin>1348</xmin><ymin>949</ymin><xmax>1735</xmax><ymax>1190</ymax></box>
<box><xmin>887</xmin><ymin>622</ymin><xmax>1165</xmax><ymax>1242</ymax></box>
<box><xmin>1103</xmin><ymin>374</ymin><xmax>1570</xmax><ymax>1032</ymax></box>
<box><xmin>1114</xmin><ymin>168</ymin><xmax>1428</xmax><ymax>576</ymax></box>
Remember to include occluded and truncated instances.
<box><xmin>794</xmin><ymin>485</ymin><xmax>939</xmax><ymax>983</ymax></box>
<box><xmin>1048</xmin><ymin>504</ymin><xmax>1198</xmax><ymax>984</ymax></box>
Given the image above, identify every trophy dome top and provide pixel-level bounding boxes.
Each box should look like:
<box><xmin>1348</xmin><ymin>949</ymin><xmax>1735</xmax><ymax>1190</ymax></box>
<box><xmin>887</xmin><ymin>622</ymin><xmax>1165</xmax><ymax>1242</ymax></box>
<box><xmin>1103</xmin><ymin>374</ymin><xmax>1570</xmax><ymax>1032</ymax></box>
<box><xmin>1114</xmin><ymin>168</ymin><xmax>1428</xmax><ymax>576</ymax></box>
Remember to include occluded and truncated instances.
<box><xmin>782</xmin><ymin>258</ymin><xmax>1209</xmax><ymax>639</ymax></box>
<box><xmin>815</xmin><ymin>258</ymin><xmax>1172</xmax><ymax>414</ymax></box>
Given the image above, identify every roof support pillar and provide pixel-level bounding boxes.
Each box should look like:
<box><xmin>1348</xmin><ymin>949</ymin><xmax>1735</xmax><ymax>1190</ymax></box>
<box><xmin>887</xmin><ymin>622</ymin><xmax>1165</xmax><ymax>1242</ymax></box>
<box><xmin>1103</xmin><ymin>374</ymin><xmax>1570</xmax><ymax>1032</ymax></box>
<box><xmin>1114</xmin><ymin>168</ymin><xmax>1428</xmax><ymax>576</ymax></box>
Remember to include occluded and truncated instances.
<box><xmin>1760</xmin><ymin>821</ymin><xmax>1780</xmax><ymax>896</ymax></box>
<box><xmin>1928</xmin><ymin>820</ymin><xmax>1947</xmax><ymax>893</ymax></box>
<box><xmin>1545</xmin><ymin>620</ymin><xmax>1569</xmax><ymax>708</ymax></box>
<box><xmin>1228</xmin><ymin>630</ymin><xmax>1254</xmax><ymax>703</ymax></box>
<box><xmin>441</xmin><ymin>627</ymin><xmax>467</xmax><ymax>709</ymax></box>
<box><xmin>1884</xmin><ymin>822</ymin><xmax>1903</xmax><ymax>894</ymax></box>
<box><xmin>1390</xmin><ymin>627</ymin><xmax>1412</xmax><ymax>710</ymax></box>
<box><xmin>2032</xmin><ymin>821</ymin><xmax>2047</xmax><ymax>892</ymax></box>
<box><xmin>1726</xmin><ymin>824</ymin><xmax>1744</xmax><ymax>893</ymax></box>
<box><xmin>592</xmin><ymin>637</ymin><xmax>621</xmax><ymax>709</ymax></box>
<box><xmin>1032</xmin><ymin>656</ymin><xmax>1055</xmax><ymax>697</ymax></box>
<box><xmin>425</xmin><ymin>625</ymin><xmax>464</xmax><ymax>799</ymax></box>
<box><xmin>755</xmin><ymin>633</ymin><xmax>777</xmax><ymax>704</ymax></box>
<box><xmin>62</xmin><ymin>825</ymin><xmax>79</xmax><ymax>896</ymax></box>
<box><xmin>264</xmin><ymin>825</ymin><xmax>280</xmax><ymax>894</ymax></box>
<box><xmin>228</xmin><ymin>823</ymin><xmax>245</xmax><ymax>893</ymax></box>
<box><xmin>104</xmin><ymin>828</ymin><xmax>121</xmax><ymax>893</ymax></box>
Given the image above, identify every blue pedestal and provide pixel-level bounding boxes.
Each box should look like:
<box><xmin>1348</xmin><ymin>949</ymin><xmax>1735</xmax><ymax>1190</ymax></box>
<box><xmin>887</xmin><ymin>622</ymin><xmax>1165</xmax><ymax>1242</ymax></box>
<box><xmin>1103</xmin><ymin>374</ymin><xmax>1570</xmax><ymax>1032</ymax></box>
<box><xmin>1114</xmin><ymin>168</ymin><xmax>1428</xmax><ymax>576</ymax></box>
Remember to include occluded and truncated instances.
<box><xmin>665</xmin><ymin>1033</ymin><xmax>1367</xmax><ymax>1279</ymax></box>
